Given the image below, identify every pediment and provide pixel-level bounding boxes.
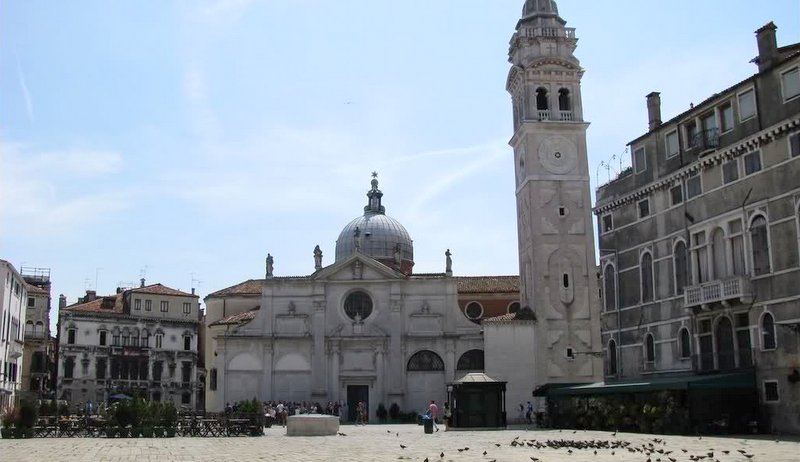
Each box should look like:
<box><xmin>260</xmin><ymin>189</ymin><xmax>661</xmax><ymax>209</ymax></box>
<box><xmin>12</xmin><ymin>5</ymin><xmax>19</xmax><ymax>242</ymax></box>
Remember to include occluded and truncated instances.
<box><xmin>311</xmin><ymin>253</ymin><xmax>403</xmax><ymax>282</ymax></box>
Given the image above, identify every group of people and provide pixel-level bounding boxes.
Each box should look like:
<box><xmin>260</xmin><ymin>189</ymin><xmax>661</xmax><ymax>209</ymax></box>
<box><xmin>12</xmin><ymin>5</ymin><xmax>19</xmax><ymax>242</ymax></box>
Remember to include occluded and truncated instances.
<box><xmin>225</xmin><ymin>400</ymin><xmax>348</xmax><ymax>427</ymax></box>
<box><xmin>425</xmin><ymin>400</ymin><xmax>452</xmax><ymax>431</ymax></box>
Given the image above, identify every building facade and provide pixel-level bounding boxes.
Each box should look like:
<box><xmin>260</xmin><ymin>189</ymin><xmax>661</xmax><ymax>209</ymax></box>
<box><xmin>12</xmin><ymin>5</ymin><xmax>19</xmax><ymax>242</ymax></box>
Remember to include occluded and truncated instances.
<box><xmin>57</xmin><ymin>282</ymin><xmax>203</xmax><ymax>410</ymax></box>
<box><xmin>506</xmin><ymin>0</ymin><xmax>602</xmax><ymax>390</ymax></box>
<box><xmin>20</xmin><ymin>267</ymin><xmax>54</xmax><ymax>400</ymax></box>
<box><xmin>595</xmin><ymin>23</ymin><xmax>800</xmax><ymax>433</ymax></box>
<box><xmin>204</xmin><ymin>177</ymin><xmax>520</xmax><ymax>418</ymax></box>
<box><xmin>0</xmin><ymin>259</ymin><xmax>28</xmax><ymax>409</ymax></box>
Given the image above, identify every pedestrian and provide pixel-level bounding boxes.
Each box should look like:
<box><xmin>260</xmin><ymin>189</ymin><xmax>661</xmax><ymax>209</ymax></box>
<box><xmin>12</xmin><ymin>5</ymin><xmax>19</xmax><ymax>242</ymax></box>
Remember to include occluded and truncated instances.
<box><xmin>443</xmin><ymin>402</ymin><xmax>451</xmax><ymax>430</ymax></box>
<box><xmin>428</xmin><ymin>400</ymin><xmax>439</xmax><ymax>432</ymax></box>
<box><xmin>526</xmin><ymin>401</ymin><xmax>533</xmax><ymax>425</ymax></box>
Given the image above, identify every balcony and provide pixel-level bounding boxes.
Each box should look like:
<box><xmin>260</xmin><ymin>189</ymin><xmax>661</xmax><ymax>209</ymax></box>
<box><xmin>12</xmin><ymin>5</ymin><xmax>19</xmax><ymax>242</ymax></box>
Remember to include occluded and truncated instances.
<box><xmin>534</xmin><ymin>110</ymin><xmax>575</xmax><ymax>122</ymax></box>
<box><xmin>687</xmin><ymin>128</ymin><xmax>720</xmax><ymax>154</ymax></box>
<box><xmin>8</xmin><ymin>339</ymin><xmax>23</xmax><ymax>359</ymax></box>
<box><xmin>693</xmin><ymin>349</ymin><xmax>755</xmax><ymax>373</ymax></box>
<box><xmin>684</xmin><ymin>276</ymin><xmax>752</xmax><ymax>310</ymax></box>
<box><xmin>521</xmin><ymin>26</ymin><xmax>576</xmax><ymax>39</ymax></box>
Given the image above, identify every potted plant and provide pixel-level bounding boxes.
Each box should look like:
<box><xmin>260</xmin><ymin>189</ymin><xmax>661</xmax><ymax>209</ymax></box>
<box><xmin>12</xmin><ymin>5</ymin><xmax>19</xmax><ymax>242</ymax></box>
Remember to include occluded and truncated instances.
<box><xmin>376</xmin><ymin>403</ymin><xmax>388</xmax><ymax>424</ymax></box>
<box><xmin>389</xmin><ymin>403</ymin><xmax>401</xmax><ymax>423</ymax></box>
<box><xmin>1</xmin><ymin>407</ymin><xmax>19</xmax><ymax>439</ymax></box>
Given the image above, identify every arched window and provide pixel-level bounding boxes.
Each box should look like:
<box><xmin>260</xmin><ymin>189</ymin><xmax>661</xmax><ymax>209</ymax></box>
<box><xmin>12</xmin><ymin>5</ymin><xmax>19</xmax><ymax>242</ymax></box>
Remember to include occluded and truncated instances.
<box><xmin>464</xmin><ymin>302</ymin><xmax>483</xmax><ymax>322</ymax></box>
<box><xmin>456</xmin><ymin>350</ymin><xmax>485</xmax><ymax>371</ymax></box>
<box><xmin>535</xmin><ymin>87</ymin><xmax>549</xmax><ymax>111</ymax></box>
<box><xmin>750</xmin><ymin>215</ymin><xmax>771</xmax><ymax>275</ymax></box>
<box><xmin>607</xmin><ymin>339</ymin><xmax>618</xmax><ymax>376</ymax></box>
<box><xmin>762</xmin><ymin>312</ymin><xmax>777</xmax><ymax>350</ymax></box>
<box><xmin>674</xmin><ymin>241</ymin><xmax>688</xmax><ymax>295</ymax></box>
<box><xmin>25</xmin><ymin>320</ymin><xmax>34</xmax><ymax>334</ymax></box>
<box><xmin>644</xmin><ymin>333</ymin><xmax>655</xmax><ymax>363</ymax></box>
<box><xmin>603</xmin><ymin>264</ymin><xmax>616</xmax><ymax>311</ymax></box>
<box><xmin>344</xmin><ymin>291</ymin><xmax>373</xmax><ymax>321</ymax></box>
<box><xmin>679</xmin><ymin>328</ymin><xmax>692</xmax><ymax>359</ymax></box>
<box><xmin>407</xmin><ymin>350</ymin><xmax>444</xmax><ymax>371</ymax></box>
<box><xmin>641</xmin><ymin>252</ymin><xmax>654</xmax><ymax>302</ymax></box>
<box><xmin>558</xmin><ymin>88</ymin><xmax>571</xmax><ymax>111</ymax></box>
<box><xmin>710</xmin><ymin>227</ymin><xmax>727</xmax><ymax>279</ymax></box>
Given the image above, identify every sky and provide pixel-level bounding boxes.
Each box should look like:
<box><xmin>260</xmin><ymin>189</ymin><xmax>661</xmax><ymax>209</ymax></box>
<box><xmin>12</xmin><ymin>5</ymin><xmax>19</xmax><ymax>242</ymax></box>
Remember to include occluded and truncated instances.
<box><xmin>1</xmin><ymin>0</ymin><xmax>799</xmax><ymax>330</ymax></box>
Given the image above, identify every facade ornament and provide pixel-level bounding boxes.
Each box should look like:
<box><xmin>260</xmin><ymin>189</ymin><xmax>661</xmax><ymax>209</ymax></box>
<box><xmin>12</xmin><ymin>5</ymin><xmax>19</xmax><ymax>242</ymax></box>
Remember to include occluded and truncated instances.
<box><xmin>265</xmin><ymin>253</ymin><xmax>274</xmax><ymax>279</ymax></box>
<box><xmin>287</xmin><ymin>301</ymin><xmax>296</xmax><ymax>314</ymax></box>
<box><xmin>352</xmin><ymin>260</ymin><xmax>363</xmax><ymax>280</ymax></box>
<box><xmin>353</xmin><ymin>227</ymin><xmax>361</xmax><ymax>252</ymax></box>
<box><xmin>313</xmin><ymin>245</ymin><xmax>323</xmax><ymax>270</ymax></box>
<box><xmin>393</xmin><ymin>243</ymin><xmax>402</xmax><ymax>268</ymax></box>
<box><xmin>445</xmin><ymin>249</ymin><xmax>453</xmax><ymax>276</ymax></box>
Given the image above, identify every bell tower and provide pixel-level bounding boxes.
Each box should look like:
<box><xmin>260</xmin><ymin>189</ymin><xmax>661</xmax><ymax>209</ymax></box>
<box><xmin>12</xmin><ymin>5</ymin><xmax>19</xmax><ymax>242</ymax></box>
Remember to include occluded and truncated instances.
<box><xmin>507</xmin><ymin>0</ymin><xmax>601</xmax><ymax>387</ymax></box>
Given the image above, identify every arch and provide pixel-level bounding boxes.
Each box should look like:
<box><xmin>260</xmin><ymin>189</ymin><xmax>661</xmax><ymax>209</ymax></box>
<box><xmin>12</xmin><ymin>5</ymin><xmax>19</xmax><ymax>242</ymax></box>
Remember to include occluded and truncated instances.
<box><xmin>274</xmin><ymin>352</ymin><xmax>310</xmax><ymax>372</ymax></box>
<box><xmin>761</xmin><ymin>311</ymin><xmax>777</xmax><ymax>350</ymax></box>
<box><xmin>640</xmin><ymin>251</ymin><xmax>654</xmax><ymax>302</ymax></box>
<box><xmin>750</xmin><ymin>214</ymin><xmax>771</xmax><ymax>275</ymax></box>
<box><xmin>558</xmin><ymin>88</ymin><xmax>571</xmax><ymax>111</ymax></box>
<box><xmin>644</xmin><ymin>332</ymin><xmax>655</xmax><ymax>363</ymax></box>
<box><xmin>407</xmin><ymin>350</ymin><xmax>444</xmax><ymax>371</ymax></box>
<box><xmin>603</xmin><ymin>263</ymin><xmax>616</xmax><ymax>311</ymax></box>
<box><xmin>678</xmin><ymin>327</ymin><xmax>692</xmax><ymax>359</ymax></box>
<box><xmin>456</xmin><ymin>349</ymin><xmax>485</xmax><ymax>371</ymax></box>
<box><xmin>607</xmin><ymin>338</ymin><xmax>618</xmax><ymax>376</ymax></box>
<box><xmin>228</xmin><ymin>352</ymin><xmax>261</xmax><ymax>371</ymax></box>
<box><xmin>35</xmin><ymin>321</ymin><xmax>44</xmax><ymax>334</ymax></box>
<box><xmin>673</xmin><ymin>240</ymin><xmax>688</xmax><ymax>295</ymax></box>
<box><xmin>535</xmin><ymin>87</ymin><xmax>549</xmax><ymax>111</ymax></box>
<box><xmin>715</xmin><ymin>315</ymin><xmax>736</xmax><ymax>370</ymax></box>
<box><xmin>464</xmin><ymin>301</ymin><xmax>483</xmax><ymax>322</ymax></box>
<box><xmin>710</xmin><ymin>227</ymin><xmax>727</xmax><ymax>279</ymax></box>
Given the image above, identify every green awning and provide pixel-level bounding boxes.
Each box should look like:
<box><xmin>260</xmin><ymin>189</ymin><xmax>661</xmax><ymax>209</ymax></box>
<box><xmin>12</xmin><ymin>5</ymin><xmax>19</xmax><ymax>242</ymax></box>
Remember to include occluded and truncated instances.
<box><xmin>548</xmin><ymin>372</ymin><xmax>755</xmax><ymax>397</ymax></box>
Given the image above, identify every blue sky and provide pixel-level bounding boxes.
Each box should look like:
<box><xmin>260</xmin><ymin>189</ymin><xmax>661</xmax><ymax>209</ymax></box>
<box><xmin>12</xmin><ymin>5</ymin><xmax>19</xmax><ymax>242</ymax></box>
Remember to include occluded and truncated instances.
<box><xmin>2</xmin><ymin>0</ymin><xmax>798</xmax><ymax>328</ymax></box>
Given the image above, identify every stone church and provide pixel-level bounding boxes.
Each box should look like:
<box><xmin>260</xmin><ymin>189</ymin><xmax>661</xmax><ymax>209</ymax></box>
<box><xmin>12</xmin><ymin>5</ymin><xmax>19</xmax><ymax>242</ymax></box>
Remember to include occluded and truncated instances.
<box><xmin>203</xmin><ymin>0</ymin><xmax>602</xmax><ymax>419</ymax></box>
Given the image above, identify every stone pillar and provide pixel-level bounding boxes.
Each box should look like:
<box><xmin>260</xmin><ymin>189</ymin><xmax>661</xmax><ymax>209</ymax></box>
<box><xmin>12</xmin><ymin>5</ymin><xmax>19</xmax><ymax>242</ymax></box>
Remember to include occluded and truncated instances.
<box><xmin>330</xmin><ymin>341</ymin><xmax>340</xmax><ymax>401</ymax></box>
<box><xmin>262</xmin><ymin>342</ymin><xmax>273</xmax><ymax>400</ymax></box>
<box><xmin>311</xmin><ymin>301</ymin><xmax>327</xmax><ymax>397</ymax></box>
<box><xmin>375</xmin><ymin>344</ymin><xmax>385</xmax><ymax>407</ymax></box>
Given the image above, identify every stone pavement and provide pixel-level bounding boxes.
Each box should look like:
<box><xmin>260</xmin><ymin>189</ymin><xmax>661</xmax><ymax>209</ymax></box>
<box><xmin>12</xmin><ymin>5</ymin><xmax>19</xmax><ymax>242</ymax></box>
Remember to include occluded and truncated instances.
<box><xmin>1</xmin><ymin>425</ymin><xmax>799</xmax><ymax>462</ymax></box>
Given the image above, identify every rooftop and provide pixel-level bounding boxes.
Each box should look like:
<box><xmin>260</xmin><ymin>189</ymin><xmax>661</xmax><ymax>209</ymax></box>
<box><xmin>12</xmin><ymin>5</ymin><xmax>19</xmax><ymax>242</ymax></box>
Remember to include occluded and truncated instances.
<box><xmin>454</xmin><ymin>276</ymin><xmax>520</xmax><ymax>294</ymax></box>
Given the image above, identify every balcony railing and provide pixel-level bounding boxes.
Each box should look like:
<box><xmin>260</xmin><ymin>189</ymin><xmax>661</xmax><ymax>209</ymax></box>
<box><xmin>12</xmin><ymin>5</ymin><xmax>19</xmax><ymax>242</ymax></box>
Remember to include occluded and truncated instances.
<box><xmin>534</xmin><ymin>110</ymin><xmax>575</xmax><ymax>122</ymax></box>
<box><xmin>688</xmin><ymin>128</ymin><xmax>720</xmax><ymax>153</ymax></box>
<box><xmin>684</xmin><ymin>276</ymin><xmax>752</xmax><ymax>309</ymax></box>
<box><xmin>537</xmin><ymin>110</ymin><xmax>551</xmax><ymax>120</ymax></box>
<box><xmin>693</xmin><ymin>349</ymin><xmax>755</xmax><ymax>373</ymax></box>
<box><xmin>521</xmin><ymin>26</ymin><xmax>576</xmax><ymax>39</ymax></box>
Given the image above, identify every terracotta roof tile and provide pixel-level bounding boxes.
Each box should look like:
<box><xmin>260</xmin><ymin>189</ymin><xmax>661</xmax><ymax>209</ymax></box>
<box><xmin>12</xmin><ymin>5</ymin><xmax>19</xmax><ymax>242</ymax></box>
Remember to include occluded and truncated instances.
<box><xmin>209</xmin><ymin>307</ymin><xmax>260</xmax><ymax>327</ymax></box>
<box><xmin>483</xmin><ymin>306</ymin><xmax>536</xmax><ymax>323</ymax></box>
<box><xmin>206</xmin><ymin>279</ymin><xmax>264</xmax><ymax>298</ymax></box>
<box><xmin>129</xmin><ymin>283</ymin><xmax>196</xmax><ymax>298</ymax></box>
<box><xmin>455</xmin><ymin>276</ymin><xmax>520</xmax><ymax>294</ymax></box>
<box><xmin>25</xmin><ymin>283</ymin><xmax>49</xmax><ymax>295</ymax></box>
<box><xmin>64</xmin><ymin>294</ymin><xmax>123</xmax><ymax>314</ymax></box>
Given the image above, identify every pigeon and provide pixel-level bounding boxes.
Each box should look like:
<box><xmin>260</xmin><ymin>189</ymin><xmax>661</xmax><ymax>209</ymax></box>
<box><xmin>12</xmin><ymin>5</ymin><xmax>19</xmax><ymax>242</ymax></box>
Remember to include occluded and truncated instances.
<box><xmin>439</xmin><ymin>452</ymin><xmax>444</xmax><ymax>458</ymax></box>
<box><xmin>424</xmin><ymin>459</ymin><xmax>428</xmax><ymax>462</ymax></box>
<box><xmin>400</xmin><ymin>444</ymin><xmax>407</xmax><ymax>449</ymax></box>
<box><xmin>495</xmin><ymin>444</ymin><xmax>501</xmax><ymax>447</ymax></box>
<box><xmin>483</xmin><ymin>451</ymin><xmax>487</xmax><ymax>455</ymax></box>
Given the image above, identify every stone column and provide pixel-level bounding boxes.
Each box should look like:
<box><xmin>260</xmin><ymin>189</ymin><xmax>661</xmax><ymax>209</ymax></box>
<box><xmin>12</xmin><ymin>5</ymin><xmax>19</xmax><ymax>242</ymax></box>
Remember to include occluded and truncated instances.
<box><xmin>311</xmin><ymin>301</ymin><xmax>327</xmax><ymax>397</ymax></box>
<box><xmin>330</xmin><ymin>341</ymin><xmax>340</xmax><ymax>401</ymax></box>
<box><xmin>262</xmin><ymin>342</ymin><xmax>273</xmax><ymax>400</ymax></box>
<box><xmin>375</xmin><ymin>344</ymin><xmax>385</xmax><ymax>407</ymax></box>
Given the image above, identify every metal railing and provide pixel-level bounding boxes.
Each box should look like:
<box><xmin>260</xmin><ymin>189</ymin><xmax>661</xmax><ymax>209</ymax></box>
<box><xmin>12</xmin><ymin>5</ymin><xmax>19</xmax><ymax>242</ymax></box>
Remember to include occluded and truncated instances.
<box><xmin>688</xmin><ymin>128</ymin><xmax>720</xmax><ymax>152</ymax></box>
<box><xmin>693</xmin><ymin>349</ymin><xmax>755</xmax><ymax>373</ymax></box>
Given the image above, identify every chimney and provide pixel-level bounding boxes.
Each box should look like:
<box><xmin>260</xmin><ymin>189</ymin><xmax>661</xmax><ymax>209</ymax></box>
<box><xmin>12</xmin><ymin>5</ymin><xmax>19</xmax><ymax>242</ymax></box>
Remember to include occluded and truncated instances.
<box><xmin>646</xmin><ymin>92</ymin><xmax>662</xmax><ymax>131</ymax></box>
<box><xmin>755</xmin><ymin>22</ymin><xmax>778</xmax><ymax>72</ymax></box>
<box><xmin>140</xmin><ymin>278</ymin><xmax>146</xmax><ymax>288</ymax></box>
<box><xmin>191</xmin><ymin>288</ymin><xmax>195</xmax><ymax>295</ymax></box>
<box><xmin>59</xmin><ymin>294</ymin><xmax>67</xmax><ymax>310</ymax></box>
<box><xmin>116</xmin><ymin>287</ymin><xmax>123</xmax><ymax>294</ymax></box>
<box><xmin>85</xmin><ymin>290</ymin><xmax>97</xmax><ymax>302</ymax></box>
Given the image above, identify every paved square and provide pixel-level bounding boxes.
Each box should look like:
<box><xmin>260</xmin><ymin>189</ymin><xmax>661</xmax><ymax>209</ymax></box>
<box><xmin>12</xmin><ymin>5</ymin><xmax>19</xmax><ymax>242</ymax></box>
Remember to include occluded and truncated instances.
<box><xmin>1</xmin><ymin>425</ymin><xmax>798</xmax><ymax>462</ymax></box>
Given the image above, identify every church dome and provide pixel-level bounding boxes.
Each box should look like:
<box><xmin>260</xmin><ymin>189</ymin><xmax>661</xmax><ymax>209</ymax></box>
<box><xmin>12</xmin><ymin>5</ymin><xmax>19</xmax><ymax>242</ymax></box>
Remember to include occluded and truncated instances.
<box><xmin>522</xmin><ymin>0</ymin><xmax>559</xmax><ymax>17</ymax></box>
<box><xmin>335</xmin><ymin>175</ymin><xmax>414</xmax><ymax>273</ymax></box>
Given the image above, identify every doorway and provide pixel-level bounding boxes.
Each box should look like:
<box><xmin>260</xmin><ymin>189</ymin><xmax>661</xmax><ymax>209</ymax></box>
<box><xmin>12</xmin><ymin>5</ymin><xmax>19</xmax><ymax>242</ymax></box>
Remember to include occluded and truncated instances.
<box><xmin>346</xmin><ymin>385</ymin><xmax>369</xmax><ymax>423</ymax></box>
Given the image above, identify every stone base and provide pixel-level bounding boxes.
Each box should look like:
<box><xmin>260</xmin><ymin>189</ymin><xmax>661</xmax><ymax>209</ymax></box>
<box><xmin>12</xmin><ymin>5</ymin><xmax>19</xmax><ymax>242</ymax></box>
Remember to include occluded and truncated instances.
<box><xmin>286</xmin><ymin>415</ymin><xmax>340</xmax><ymax>436</ymax></box>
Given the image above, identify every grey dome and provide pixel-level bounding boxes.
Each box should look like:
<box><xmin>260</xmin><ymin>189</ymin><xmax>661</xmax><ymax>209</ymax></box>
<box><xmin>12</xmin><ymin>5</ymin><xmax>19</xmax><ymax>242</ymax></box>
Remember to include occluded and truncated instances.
<box><xmin>522</xmin><ymin>0</ymin><xmax>559</xmax><ymax>17</ymax></box>
<box><xmin>334</xmin><ymin>176</ymin><xmax>414</xmax><ymax>270</ymax></box>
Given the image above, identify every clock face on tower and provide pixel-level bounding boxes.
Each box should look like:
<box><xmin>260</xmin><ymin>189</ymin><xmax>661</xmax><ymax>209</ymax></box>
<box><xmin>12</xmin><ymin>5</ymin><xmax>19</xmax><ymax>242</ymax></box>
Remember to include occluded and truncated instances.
<box><xmin>538</xmin><ymin>135</ymin><xmax>578</xmax><ymax>174</ymax></box>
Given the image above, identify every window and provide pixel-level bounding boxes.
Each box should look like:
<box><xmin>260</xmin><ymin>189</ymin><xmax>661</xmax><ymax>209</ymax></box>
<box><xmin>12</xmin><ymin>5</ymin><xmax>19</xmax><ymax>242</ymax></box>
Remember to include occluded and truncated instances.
<box><xmin>602</xmin><ymin>214</ymin><xmax>613</xmax><ymax>233</ymax></box>
<box><xmin>720</xmin><ymin>102</ymin><xmax>734</xmax><ymax>132</ymax></box>
<box><xmin>182</xmin><ymin>392</ymin><xmax>191</xmax><ymax>405</ymax></box>
<box><xmin>181</xmin><ymin>361</ymin><xmax>192</xmax><ymax>383</ymax></box>
<box><xmin>64</xmin><ymin>357</ymin><xmax>75</xmax><ymax>379</ymax></box>
<box><xmin>456</xmin><ymin>350</ymin><xmax>485</xmax><ymax>371</ymax></box>
<box><xmin>674</xmin><ymin>241</ymin><xmax>688</xmax><ymax>295</ymax></box>
<box><xmin>685</xmin><ymin>121</ymin><xmax>698</xmax><ymax>148</ymax></box>
<box><xmin>407</xmin><ymin>350</ymin><xmax>445</xmax><ymax>371</ymax></box>
<box><xmin>558</xmin><ymin>206</ymin><xmax>566</xmax><ymax>216</ymax></box>
<box><xmin>693</xmin><ymin>231</ymin><xmax>709</xmax><ymax>283</ymax></box>
<box><xmin>638</xmin><ymin>199</ymin><xmax>650</xmax><ymax>219</ymax></box>
<box><xmin>764</xmin><ymin>381</ymin><xmax>780</xmax><ymax>403</ymax></box>
<box><xmin>634</xmin><ymin>146</ymin><xmax>646</xmax><ymax>173</ymax></box>
<box><xmin>141</xmin><ymin>333</ymin><xmax>149</xmax><ymax>348</ymax></box>
<box><xmin>134</xmin><ymin>299</ymin><xmax>141</xmax><ymax>310</ymax></box>
<box><xmin>153</xmin><ymin>361</ymin><xmax>163</xmax><ymax>382</ymax></box>
<box><xmin>122</xmin><ymin>335</ymin><xmax>129</xmax><ymax>346</ymax></box>
<box><xmin>679</xmin><ymin>328</ymin><xmax>691</xmax><ymax>359</ymax></box>
<box><xmin>96</xmin><ymin>358</ymin><xmax>107</xmax><ymax>380</ymax></box>
<box><xmin>644</xmin><ymin>333</ymin><xmax>655</xmax><ymax>363</ymax></box>
<box><xmin>782</xmin><ymin>67</ymin><xmax>800</xmax><ymax>101</ymax></box>
<box><xmin>183</xmin><ymin>335</ymin><xmax>191</xmax><ymax>351</ymax></box>
<box><xmin>723</xmin><ymin>159</ymin><xmax>739</xmax><ymax>183</ymax></box>
<box><xmin>670</xmin><ymin>184</ymin><xmax>683</xmax><ymax>206</ymax></box>
<box><xmin>562</xmin><ymin>273</ymin><xmax>570</xmax><ymax>288</ymax></box>
<box><xmin>344</xmin><ymin>291</ymin><xmax>373</xmax><ymax>321</ymax></box>
<box><xmin>744</xmin><ymin>151</ymin><xmax>762</xmax><ymax>175</ymax></box>
<box><xmin>183</xmin><ymin>302</ymin><xmax>191</xmax><ymax>314</ymax></box>
<box><xmin>144</xmin><ymin>300</ymin><xmax>152</xmax><ymax>311</ymax></box>
<box><xmin>791</xmin><ymin>133</ymin><xmax>800</xmax><ymax>158</ymax></box>
<box><xmin>155</xmin><ymin>334</ymin><xmax>163</xmax><ymax>349</ymax></box>
<box><xmin>67</xmin><ymin>328</ymin><xmax>76</xmax><ymax>345</ymax></box>
<box><xmin>603</xmin><ymin>264</ymin><xmax>616</xmax><ymax>311</ymax></box>
<box><xmin>99</xmin><ymin>331</ymin><xmax>107</xmax><ymax>346</ymax></box>
<box><xmin>701</xmin><ymin>112</ymin><xmax>717</xmax><ymax>134</ymax></box>
<box><xmin>507</xmin><ymin>302</ymin><xmax>520</xmax><ymax>314</ymax></box>
<box><xmin>729</xmin><ymin>220</ymin><xmax>746</xmax><ymax>276</ymax></box>
<box><xmin>112</xmin><ymin>334</ymin><xmax>120</xmax><ymax>346</ymax></box>
<box><xmin>762</xmin><ymin>312</ymin><xmax>777</xmax><ymax>350</ymax></box>
<box><xmin>465</xmin><ymin>302</ymin><xmax>483</xmax><ymax>321</ymax></box>
<box><xmin>738</xmin><ymin>89</ymin><xmax>756</xmax><ymax>121</ymax></box>
<box><xmin>535</xmin><ymin>87</ymin><xmax>549</xmax><ymax>111</ymax></box>
<box><xmin>640</xmin><ymin>252</ymin><xmax>654</xmax><ymax>302</ymax></box>
<box><xmin>665</xmin><ymin>131</ymin><xmax>679</xmax><ymax>158</ymax></box>
<box><xmin>686</xmin><ymin>171</ymin><xmax>702</xmax><ymax>199</ymax></box>
<box><xmin>27</xmin><ymin>297</ymin><xmax>35</xmax><ymax>307</ymax></box>
<box><xmin>751</xmin><ymin>215</ymin><xmax>771</xmax><ymax>275</ymax></box>
<box><xmin>210</xmin><ymin>368</ymin><xmax>217</xmax><ymax>391</ymax></box>
<box><xmin>558</xmin><ymin>88</ymin><xmax>570</xmax><ymax>111</ymax></box>
<box><xmin>607</xmin><ymin>339</ymin><xmax>618</xmax><ymax>376</ymax></box>
<box><xmin>566</xmin><ymin>347</ymin><xmax>575</xmax><ymax>360</ymax></box>
<box><xmin>160</xmin><ymin>301</ymin><xmax>169</xmax><ymax>312</ymax></box>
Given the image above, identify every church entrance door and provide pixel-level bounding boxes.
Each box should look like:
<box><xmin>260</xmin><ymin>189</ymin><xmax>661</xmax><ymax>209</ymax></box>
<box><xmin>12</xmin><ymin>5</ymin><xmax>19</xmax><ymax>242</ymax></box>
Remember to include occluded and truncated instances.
<box><xmin>346</xmin><ymin>385</ymin><xmax>369</xmax><ymax>423</ymax></box>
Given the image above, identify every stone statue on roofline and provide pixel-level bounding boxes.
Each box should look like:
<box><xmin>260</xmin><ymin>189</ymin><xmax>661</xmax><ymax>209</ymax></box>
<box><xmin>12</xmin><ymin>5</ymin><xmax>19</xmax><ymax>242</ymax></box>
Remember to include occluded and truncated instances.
<box><xmin>266</xmin><ymin>253</ymin><xmax>274</xmax><ymax>279</ymax></box>
<box><xmin>313</xmin><ymin>245</ymin><xmax>323</xmax><ymax>270</ymax></box>
<box><xmin>445</xmin><ymin>249</ymin><xmax>453</xmax><ymax>276</ymax></box>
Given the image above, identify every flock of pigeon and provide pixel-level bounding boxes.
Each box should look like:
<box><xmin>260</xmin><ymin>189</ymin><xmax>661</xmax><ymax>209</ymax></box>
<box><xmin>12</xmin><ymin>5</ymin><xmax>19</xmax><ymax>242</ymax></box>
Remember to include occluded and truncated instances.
<box><xmin>379</xmin><ymin>431</ymin><xmax>763</xmax><ymax>462</ymax></box>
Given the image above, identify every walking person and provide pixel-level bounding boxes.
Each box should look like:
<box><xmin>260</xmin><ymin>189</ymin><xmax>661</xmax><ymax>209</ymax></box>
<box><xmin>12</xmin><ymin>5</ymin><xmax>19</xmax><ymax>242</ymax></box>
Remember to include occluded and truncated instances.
<box><xmin>443</xmin><ymin>402</ymin><xmax>452</xmax><ymax>430</ymax></box>
<box><xmin>428</xmin><ymin>400</ymin><xmax>439</xmax><ymax>432</ymax></box>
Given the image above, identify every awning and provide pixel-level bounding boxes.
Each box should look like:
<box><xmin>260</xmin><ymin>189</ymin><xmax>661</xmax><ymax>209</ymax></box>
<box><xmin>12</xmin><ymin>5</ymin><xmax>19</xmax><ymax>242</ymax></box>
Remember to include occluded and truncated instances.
<box><xmin>532</xmin><ymin>383</ymin><xmax>587</xmax><ymax>397</ymax></box>
<box><xmin>547</xmin><ymin>372</ymin><xmax>755</xmax><ymax>397</ymax></box>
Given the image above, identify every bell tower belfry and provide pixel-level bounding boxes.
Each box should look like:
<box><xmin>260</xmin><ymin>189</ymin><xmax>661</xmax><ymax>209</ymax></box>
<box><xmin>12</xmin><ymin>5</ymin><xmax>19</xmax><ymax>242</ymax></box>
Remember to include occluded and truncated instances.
<box><xmin>507</xmin><ymin>0</ymin><xmax>601</xmax><ymax>387</ymax></box>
